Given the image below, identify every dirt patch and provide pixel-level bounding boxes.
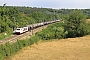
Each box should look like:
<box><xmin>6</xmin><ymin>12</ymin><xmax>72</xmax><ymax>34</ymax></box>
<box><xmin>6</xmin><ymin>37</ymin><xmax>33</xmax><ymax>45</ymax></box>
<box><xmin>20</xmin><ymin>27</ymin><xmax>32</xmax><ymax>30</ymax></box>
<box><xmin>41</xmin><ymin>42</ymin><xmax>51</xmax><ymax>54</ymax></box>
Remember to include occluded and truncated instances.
<box><xmin>9</xmin><ymin>35</ymin><xmax>90</xmax><ymax>60</ymax></box>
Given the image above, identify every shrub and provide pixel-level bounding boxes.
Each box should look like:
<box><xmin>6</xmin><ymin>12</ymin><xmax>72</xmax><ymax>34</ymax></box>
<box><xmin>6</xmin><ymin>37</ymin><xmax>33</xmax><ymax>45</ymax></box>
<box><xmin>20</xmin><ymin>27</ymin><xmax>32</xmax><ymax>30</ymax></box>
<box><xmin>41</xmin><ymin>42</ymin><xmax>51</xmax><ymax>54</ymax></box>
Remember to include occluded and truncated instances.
<box><xmin>36</xmin><ymin>22</ymin><xmax>68</xmax><ymax>40</ymax></box>
<box><xmin>64</xmin><ymin>10</ymin><xmax>88</xmax><ymax>38</ymax></box>
<box><xmin>0</xmin><ymin>35</ymin><xmax>40</xmax><ymax>60</ymax></box>
<box><xmin>28</xmin><ymin>36</ymin><xmax>40</xmax><ymax>45</ymax></box>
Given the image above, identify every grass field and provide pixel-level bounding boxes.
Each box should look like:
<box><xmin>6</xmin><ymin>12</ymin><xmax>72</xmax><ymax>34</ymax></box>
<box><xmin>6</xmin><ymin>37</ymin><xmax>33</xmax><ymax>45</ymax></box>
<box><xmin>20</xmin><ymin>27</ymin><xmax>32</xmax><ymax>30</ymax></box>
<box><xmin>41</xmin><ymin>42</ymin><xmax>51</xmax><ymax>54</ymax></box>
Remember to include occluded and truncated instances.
<box><xmin>7</xmin><ymin>35</ymin><xmax>90</xmax><ymax>60</ymax></box>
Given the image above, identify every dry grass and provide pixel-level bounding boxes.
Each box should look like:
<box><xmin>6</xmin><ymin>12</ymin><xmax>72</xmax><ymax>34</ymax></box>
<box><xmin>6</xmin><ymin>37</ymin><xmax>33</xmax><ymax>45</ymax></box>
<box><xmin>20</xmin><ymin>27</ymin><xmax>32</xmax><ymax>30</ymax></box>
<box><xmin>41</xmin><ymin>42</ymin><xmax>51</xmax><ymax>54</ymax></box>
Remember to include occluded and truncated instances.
<box><xmin>8</xmin><ymin>35</ymin><xmax>90</xmax><ymax>60</ymax></box>
<box><xmin>87</xmin><ymin>19</ymin><xmax>90</xmax><ymax>23</ymax></box>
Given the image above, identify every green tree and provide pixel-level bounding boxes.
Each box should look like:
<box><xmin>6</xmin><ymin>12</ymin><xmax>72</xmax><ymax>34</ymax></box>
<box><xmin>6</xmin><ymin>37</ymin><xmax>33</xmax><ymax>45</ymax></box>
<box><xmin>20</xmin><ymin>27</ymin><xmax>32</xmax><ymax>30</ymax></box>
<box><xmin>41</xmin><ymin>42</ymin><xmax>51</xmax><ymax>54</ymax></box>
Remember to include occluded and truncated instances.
<box><xmin>64</xmin><ymin>10</ymin><xmax>87</xmax><ymax>38</ymax></box>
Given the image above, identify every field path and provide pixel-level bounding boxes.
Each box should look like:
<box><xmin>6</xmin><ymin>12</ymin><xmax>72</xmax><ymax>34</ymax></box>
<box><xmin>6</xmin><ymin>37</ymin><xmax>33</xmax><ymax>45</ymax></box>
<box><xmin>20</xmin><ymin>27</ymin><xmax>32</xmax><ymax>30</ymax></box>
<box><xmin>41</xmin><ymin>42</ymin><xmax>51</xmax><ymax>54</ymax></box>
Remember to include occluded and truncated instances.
<box><xmin>9</xmin><ymin>35</ymin><xmax>90</xmax><ymax>60</ymax></box>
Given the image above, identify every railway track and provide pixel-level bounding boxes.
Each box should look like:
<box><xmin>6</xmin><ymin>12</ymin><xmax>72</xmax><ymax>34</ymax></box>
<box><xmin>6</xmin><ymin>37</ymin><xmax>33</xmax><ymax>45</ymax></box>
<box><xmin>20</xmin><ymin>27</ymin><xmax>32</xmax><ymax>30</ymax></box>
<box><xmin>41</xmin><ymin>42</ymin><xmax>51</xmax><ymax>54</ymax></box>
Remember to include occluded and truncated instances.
<box><xmin>0</xmin><ymin>19</ymin><xmax>62</xmax><ymax>45</ymax></box>
<box><xmin>0</xmin><ymin>25</ymin><xmax>48</xmax><ymax>44</ymax></box>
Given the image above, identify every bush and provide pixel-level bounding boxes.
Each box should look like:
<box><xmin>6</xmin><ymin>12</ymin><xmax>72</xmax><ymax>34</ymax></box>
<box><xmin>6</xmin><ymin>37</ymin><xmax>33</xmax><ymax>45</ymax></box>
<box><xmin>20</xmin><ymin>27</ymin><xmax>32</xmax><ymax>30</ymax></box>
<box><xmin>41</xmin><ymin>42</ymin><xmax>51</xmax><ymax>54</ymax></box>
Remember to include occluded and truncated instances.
<box><xmin>28</xmin><ymin>36</ymin><xmax>40</xmax><ymax>45</ymax></box>
<box><xmin>64</xmin><ymin>10</ymin><xmax>88</xmax><ymax>38</ymax></box>
<box><xmin>36</xmin><ymin>22</ymin><xmax>68</xmax><ymax>40</ymax></box>
<box><xmin>0</xmin><ymin>35</ymin><xmax>40</xmax><ymax>60</ymax></box>
<box><xmin>17</xmin><ymin>40</ymin><xmax>28</xmax><ymax>49</ymax></box>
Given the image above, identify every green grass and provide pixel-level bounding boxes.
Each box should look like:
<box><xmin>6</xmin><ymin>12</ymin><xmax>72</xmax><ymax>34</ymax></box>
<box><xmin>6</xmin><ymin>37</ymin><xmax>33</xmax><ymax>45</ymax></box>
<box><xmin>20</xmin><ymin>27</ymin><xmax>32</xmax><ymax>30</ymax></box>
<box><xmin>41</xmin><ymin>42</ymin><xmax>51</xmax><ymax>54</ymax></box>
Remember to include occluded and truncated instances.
<box><xmin>0</xmin><ymin>31</ymin><xmax>12</xmax><ymax>40</ymax></box>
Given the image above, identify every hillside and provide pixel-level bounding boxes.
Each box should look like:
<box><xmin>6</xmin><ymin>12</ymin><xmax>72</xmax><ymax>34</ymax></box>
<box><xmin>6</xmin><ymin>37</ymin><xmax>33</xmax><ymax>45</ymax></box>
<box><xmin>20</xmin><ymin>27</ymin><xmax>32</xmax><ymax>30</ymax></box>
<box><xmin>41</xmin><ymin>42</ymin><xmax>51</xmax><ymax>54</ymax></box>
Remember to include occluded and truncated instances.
<box><xmin>8</xmin><ymin>35</ymin><xmax>90</xmax><ymax>60</ymax></box>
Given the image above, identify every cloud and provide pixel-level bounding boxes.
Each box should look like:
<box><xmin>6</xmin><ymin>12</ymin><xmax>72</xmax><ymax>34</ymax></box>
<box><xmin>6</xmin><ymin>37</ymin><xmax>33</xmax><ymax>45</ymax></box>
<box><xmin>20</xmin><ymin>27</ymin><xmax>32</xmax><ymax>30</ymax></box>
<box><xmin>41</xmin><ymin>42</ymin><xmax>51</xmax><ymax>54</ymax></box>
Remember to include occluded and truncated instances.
<box><xmin>0</xmin><ymin>0</ymin><xmax>90</xmax><ymax>8</ymax></box>
<box><xmin>0</xmin><ymin>0</ymin><xmax>30</xmax><ymax>6</ymax></box>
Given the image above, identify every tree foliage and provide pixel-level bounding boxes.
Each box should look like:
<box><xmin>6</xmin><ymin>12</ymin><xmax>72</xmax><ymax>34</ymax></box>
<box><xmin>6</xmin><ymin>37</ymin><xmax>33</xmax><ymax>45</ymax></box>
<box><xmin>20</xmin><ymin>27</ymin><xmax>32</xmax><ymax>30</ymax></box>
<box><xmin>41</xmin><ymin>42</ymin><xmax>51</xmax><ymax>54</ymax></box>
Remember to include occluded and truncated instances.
<box><xmin>36</xmin><ymin>22</ymin><xmax>68</xmax><ymax>40</ymax></box>
<box><xmin>0</xmin><ymin>4</ymin><xmax>61</xmax><ymax>34</ymax></box>
<box><xmin>0</xmin><ymin>4</ymin><xmax>62</xmax><ymax>40</ymax></box>
<box><xmin>64</xmin><ymin>10</ymin><xmax>88</xmax><ymax>38</ymax></box>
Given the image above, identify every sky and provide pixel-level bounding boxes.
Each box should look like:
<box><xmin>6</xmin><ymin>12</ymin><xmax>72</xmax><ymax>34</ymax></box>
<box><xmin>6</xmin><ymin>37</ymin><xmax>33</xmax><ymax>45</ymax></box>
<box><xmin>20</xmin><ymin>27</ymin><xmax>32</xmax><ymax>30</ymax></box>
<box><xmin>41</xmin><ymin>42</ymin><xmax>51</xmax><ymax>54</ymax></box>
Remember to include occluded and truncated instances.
<box><xmin>0</xmin><ymin>0</ymin><xmax>90</xmax><ymax>9</ymax></box>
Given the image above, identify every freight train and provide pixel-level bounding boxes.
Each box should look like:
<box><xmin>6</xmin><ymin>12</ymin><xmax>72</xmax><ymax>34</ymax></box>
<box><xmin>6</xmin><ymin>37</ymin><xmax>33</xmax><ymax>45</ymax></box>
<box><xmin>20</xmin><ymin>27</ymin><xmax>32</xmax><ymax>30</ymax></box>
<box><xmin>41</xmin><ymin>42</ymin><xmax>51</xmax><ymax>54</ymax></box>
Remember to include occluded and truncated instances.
<box><xmin>13</xmin><ymin>19</ymin><xmax>62</xmax><ymax>35</ymax></box>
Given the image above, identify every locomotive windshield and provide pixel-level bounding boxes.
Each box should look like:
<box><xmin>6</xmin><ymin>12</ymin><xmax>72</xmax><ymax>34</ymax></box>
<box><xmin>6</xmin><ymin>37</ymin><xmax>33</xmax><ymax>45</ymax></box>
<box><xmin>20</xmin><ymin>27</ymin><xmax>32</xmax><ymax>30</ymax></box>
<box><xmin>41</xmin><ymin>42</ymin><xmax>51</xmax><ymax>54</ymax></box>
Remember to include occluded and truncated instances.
<box><xmin>17</xmin><ymin>29</ymin><xmax>20</xmax><ymax>30</ymax></box>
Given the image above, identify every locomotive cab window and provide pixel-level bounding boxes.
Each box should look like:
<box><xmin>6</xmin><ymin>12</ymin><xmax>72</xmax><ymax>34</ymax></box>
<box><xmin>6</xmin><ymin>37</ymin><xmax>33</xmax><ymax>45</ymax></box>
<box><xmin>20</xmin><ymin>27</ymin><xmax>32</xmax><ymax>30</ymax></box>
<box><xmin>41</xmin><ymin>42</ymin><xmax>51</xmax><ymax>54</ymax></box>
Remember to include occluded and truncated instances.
<box><xmin>17</xmin><ymin>29</ymin><xmax>20</xmax><ymax>30</ymax></box>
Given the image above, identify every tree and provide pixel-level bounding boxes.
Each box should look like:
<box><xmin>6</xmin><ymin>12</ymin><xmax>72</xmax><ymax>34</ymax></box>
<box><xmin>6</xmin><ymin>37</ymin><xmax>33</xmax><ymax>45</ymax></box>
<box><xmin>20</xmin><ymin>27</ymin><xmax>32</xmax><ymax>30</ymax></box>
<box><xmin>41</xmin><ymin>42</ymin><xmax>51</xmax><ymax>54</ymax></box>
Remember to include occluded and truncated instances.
<box><xmin>64</xmin><ymin>10</ymin><xmax>87</xmax><ymax>38</ymax></box>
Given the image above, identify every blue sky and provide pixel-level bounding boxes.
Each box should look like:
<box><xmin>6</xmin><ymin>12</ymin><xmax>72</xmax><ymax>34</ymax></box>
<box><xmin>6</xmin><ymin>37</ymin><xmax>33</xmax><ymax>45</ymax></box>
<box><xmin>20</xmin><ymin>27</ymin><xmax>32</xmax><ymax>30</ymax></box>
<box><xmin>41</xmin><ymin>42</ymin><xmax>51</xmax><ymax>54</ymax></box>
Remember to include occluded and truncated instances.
<box><xmin>0</xmin><ymin>0</ymin><xmax>90</xmax><ymax>9</ymax></box>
